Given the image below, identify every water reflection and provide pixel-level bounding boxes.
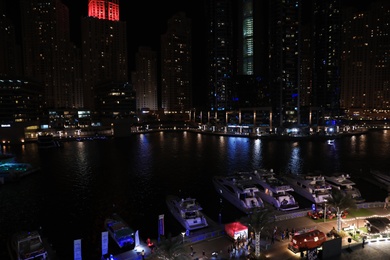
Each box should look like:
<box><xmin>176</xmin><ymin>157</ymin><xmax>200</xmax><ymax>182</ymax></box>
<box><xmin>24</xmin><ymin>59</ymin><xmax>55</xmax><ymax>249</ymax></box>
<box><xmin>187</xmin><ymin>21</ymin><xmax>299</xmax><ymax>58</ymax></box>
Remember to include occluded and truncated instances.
<box><xmin>288</xmin><ymin>143</ymin><xmax>302</xmax><ymax>175</ymax></box>
<box><xmin>0</xmin><ymin>130</ymin><xmax>389</xmax><ymax>259</ymax></box>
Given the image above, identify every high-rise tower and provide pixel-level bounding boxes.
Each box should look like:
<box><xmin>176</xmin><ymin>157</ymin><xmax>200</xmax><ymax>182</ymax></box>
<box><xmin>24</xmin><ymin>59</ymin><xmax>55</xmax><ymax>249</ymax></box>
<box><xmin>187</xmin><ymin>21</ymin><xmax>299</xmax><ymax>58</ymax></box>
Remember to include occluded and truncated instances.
<box><xmin>341</xmin><ymin>1</ymin><xmax>390</xmax><ymax>118</ymax></box>
<box><xmin>132</xmin><ymin>46</ymin><xmax>158</xmax><ymax>111</ymax></box>
<box><xmin>268</xmin><ymin>0</ymin><xmax>302</xmax><ymax>127</ymax></box>
<box><xmin>160</xmin><ymin>12</ymin><xmax>192</xmax><ymax>113</ymax></box>
<box><xmin>206</xmin><ymin>0</ymin><xmax>235</xmax><ymax>112</ymax></box>
<box><xmin>82</xmin><ymin>0</ymin><xmax>127</xmax><ymax>111</ymax></box>
<box><xmin>311</xmin><ymin>0</ymin><xmax>342</xmax><ymax>121</ymax></box>
<box><xmin>21</xmin><ymin>0</ymin><xmax>81</xmax><ymax>109</ymax></box>
<box><xmin>88</xmin><ymin>0</ymin><xmax>120</xmax><ymax>21</ymax></box>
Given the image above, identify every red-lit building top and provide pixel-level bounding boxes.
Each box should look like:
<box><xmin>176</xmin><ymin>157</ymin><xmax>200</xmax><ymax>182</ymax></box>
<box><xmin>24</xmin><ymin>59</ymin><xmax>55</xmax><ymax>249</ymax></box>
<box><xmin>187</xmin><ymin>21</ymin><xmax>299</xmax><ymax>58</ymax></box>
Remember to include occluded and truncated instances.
<box><xmin>88</xmin><ymin>0</ymin><xmax>119</xmax><ymax>21</ymax></box>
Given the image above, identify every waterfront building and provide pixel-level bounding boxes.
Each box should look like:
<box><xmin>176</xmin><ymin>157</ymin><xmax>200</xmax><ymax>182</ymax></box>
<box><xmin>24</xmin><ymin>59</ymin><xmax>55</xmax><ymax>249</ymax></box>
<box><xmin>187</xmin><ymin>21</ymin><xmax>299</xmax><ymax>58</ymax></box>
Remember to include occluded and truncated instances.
<box><xmin>132</xmin><ymin>46</ymin><xmax>158</xmax><ymax>112</ymax></box>
<box><xmin>205</xmin><ymin>0</ymin><xmax>236</xmax><ymax>113</ymax></box>
<box><xmin>341</xmin><ymin>1</ymin><xmax>390</xmax><ymax>120</ymax></box>
<box><xmin>236</xmin><ymin>0</ymin><xmax>270</xmax><ymax>110</ymax></box>
<box><xmin>81</xmin><ymin>0</ymin><xmax>128</xmax><ymax>111</ymax></box>
<box><xmin>20</xmin><ymin>0</ymin><xmax>82</xmax><ymax>109</ymax></box>
<box><xmin>268</xmin><ymin>0</ymin><xmax>302</xmax><ymax>127</ymax></box>
<box><xmin>311</xmin><ymin>0</ymin><xmax>343</xmax><ymax>121</ymax></box>
<box><xmin>160</xmin><ymin>12</ymin><xmax>193</xmax><ymax>113</ymax></box>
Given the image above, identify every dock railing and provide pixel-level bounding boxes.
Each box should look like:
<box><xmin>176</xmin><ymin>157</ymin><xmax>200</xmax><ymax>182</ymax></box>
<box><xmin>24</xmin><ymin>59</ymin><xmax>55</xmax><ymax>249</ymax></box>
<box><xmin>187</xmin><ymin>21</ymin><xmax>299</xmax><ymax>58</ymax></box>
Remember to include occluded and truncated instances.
<box><xmin>274</xmin><ymin>202</ymin><xmax>386</xmax><ymax>222</ymax></box>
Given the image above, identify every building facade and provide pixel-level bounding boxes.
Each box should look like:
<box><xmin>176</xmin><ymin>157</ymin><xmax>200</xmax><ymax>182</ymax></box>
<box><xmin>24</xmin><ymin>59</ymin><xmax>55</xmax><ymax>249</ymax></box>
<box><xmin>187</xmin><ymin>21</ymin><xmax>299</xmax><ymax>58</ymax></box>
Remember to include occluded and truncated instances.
<box><xmin>160</xmin><ymin>12</ymin><xmax>193</xmax><ymax>113</ymax></box>
<box><xmin>82</xmin><ymin>0</ymin><xmax>128</xmax><ymax>111</ymax></box>
<box><xmin>132</xmin><ymin>46</ymin><xmax>158</xmax><ymax>111</ymax></box>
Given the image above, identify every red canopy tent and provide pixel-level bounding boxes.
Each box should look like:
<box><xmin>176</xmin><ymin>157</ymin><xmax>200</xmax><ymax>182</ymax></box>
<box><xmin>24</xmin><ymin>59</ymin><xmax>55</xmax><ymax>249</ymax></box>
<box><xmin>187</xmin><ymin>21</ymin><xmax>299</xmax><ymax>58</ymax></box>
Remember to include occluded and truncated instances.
<box><xmin>225</xmin><ymin>222</ymin><xmax>248</xmax><ymax>240</ymax></box>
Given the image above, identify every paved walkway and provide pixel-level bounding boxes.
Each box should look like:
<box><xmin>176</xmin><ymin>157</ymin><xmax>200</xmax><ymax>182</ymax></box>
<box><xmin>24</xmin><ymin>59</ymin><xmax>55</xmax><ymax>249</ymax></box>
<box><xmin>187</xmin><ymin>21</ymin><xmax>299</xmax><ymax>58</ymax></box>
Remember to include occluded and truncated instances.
<box><xmin>114</xmin><ymin>207</ymin><xmax>390</xmax><ymax>260</ymax></box>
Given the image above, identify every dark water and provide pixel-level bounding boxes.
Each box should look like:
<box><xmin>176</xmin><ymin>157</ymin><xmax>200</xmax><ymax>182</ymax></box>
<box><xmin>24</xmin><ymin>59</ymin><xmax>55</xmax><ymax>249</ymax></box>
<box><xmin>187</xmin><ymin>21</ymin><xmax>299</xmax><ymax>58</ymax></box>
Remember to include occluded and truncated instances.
<box><xmin>1</xmin><ymin>130</ymin><xmax>390</xmax><ymax>259</ymax></box>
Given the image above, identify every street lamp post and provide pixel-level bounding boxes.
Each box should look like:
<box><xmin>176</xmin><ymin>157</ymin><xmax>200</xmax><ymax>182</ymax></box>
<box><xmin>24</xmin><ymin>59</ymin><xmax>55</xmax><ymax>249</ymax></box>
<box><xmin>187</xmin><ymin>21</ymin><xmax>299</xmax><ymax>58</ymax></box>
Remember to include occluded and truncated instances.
<box><xmin>181</xmin><ymin>232</ymin><xmax>186</xmax><ymax>244</ymax></box>
<box><xmin>324</xmin><ymin>199</ymin><xmax>328</xmax><ymax>223</ymax></box>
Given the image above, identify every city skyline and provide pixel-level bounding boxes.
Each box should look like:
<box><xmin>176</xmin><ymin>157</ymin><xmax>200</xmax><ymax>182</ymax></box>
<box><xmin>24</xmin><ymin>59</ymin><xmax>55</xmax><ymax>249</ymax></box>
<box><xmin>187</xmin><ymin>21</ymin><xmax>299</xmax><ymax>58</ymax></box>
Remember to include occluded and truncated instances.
<box><xmin>1</xmin><ymin>0</ymin><xmax>389</xmax><ymax>125</ymax></box>
<box><xmin>2</xmin><ymin>0</ymin><xmax>379</xmax><ymax>73</ymax></box>
<box><xmin>3</xmin><ymin>0</ymin><xmax>205</xmax><ymax>72</ymax></box>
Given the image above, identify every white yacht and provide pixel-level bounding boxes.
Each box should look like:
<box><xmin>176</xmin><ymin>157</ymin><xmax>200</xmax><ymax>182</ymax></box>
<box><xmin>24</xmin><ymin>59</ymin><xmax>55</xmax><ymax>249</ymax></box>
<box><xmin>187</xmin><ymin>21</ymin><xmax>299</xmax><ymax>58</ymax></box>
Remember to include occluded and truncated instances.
<box><xmin>166</xmin><ymin>195</ymin><xmax>208</xmax><ymax>231</ymax></box>
<box><xmin>104</xmin><ymin>214</ymin><xmax>135</xmax><ymax>249</ymax></box>
<box><xmin>250</xmin><ymin>169</ymin><xmax>299</xmax><ymax>211</ymax></box>
<box><xmin>282</xmin><ymin>174</ymin><xmax>332</xmax><ymax>205</ymax></box>
<box><xmin>10</xmin><ymin>230</ymin><xmax>48</xmax><ymax>260</ymax></box>
<box><xmin>325</xmin><ymin>173</ymin><xmax>365</xmax><ymax>203</ymax></box>
<box><xmin>212</xmin><ymin>174</ymin><xmax>265</xmax><ymax>214</ymax></box>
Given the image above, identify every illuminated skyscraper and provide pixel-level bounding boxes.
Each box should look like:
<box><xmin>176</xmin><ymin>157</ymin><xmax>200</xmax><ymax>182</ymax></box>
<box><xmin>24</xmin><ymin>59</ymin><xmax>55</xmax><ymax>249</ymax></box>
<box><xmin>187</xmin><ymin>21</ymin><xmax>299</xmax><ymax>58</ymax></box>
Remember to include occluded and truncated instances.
<box><xmin>82</xmin><ymin>0</ymin><xmax>127</xmax><ymax>111</ymax></box>
<box><xmin>268</xmin><ymin>0</ymin><xmax>301</xmax><ymax>126</ymax></box>
<box><xmin>160</xmin><ymin>12</ymin><xmax>192</xmax><ymax>112</ymax></box>
<box><xmin>341</xmin><ymin>1</ymin><xmax>390</xmax><ymax>119</ymax></box>
<box><xmin>132</xmin><ymin>46</ymin><xmax>158</xmax><ymax>111</ymax></box>
<box><xmin>311</xmin><ymin>0</ymin><xmax>342</xmax><ymax>120</ymax></box>
<box><xmin>88</xmin><ymin>0</ymin><xmax>119</xmax><ymax>21</ymax></box>
<box><xmin>21</xmin><ymin>0</ymin><xmax>82</xmax><ymax>109</ymax></box>
<box><xmin>206</xmin><ymin>0</ymin><xmax>235</xmax><ymax>112</ymax></box>
<box><xmin>236</xmin><ymin>0</ymin><xmax>270</xmax><ymax>109</ymax></box>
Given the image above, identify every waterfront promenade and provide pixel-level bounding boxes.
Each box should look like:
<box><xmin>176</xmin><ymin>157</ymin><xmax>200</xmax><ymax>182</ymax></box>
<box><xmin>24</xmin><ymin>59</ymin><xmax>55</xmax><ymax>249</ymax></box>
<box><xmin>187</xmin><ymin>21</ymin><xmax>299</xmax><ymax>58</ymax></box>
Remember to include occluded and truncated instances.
<box><xmin>114</xmin><ymin>204</ymin><xmax>390</xmax><ymax>260</ymax></box>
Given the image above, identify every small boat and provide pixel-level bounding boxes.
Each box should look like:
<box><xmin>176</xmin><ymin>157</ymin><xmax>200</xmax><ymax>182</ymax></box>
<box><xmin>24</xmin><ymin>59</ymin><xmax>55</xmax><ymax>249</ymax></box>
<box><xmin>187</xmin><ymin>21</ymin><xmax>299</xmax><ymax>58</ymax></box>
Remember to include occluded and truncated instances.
<box><xmin>10</xmin><ymin>230</ymin><xmax>48</xmax><ymax>260</ymax></box>
<box><xmin>281</xmin><ymin>173</ymin><xmax>332</xmax><ymax>205</ymax></box>
<box><xmin>0</xmin><ymin>153</ymin><xmax>16</xmax><ymax>164</ymax></box>
<box><xmin>166</xmin><ymin>195</ymin><xmax>209</xmax><ymax>231</ymax></box>
<box><xmin>37</xmin><ymin>134</ymin><xmax>61</xmax><ymax>149</ymax></box>
<box><xmin>0</xmin><ymin>162</ymin><xmax>40</xmax><ymax>183</ymax></box>
<box><xmin>250</xmin><ymin>169</ymin><xmax>300</xmax><ymax>211</ymax></box>
<box><xmin>213</xmin><ymin>173</ymin><xmax>265</xmax><ymax>214</ymax></box>
<box><xmin>325</xmin><ymin>173</ymin><xmax>365</xmax><ymax>203</ymax></box>
<box><xmin>104</xmin><ymin>213</ymin><xmax>135</xmax><ymax>249</ymax></box>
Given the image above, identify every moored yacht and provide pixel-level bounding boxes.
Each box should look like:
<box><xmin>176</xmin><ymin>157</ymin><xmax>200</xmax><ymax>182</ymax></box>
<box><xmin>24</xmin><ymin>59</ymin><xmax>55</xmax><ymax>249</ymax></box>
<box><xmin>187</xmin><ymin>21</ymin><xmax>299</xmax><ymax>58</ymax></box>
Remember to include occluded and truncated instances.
<box><xmin>104</xmin><ymin>214</ymin><xmax>135</xmax><ymax>249</ymax></box>
<box><xmin>0</xmin><ymin>162</ymin><xmax>40</xmax><ymax>183</ymax></box>
<box><xmin>251</xmin><ymin>169</ymin><xmax>300</xmax><ymax>211</ymax></box>
<box><xmin>213</xmin><ymin>173</ymin><xmax>265</xmax><ymax>214</ymax></box>
<box><xmin>325</xmin><ymin>173</ymin><xmax>365</xmax><ymax>203</ymax></box>
<box><xmin>10</xmin><ymin>230</ymin><xmax>48</xmax><ymax>260</ymax></box>
<box><xmin>281</xmin><ymin>174</ymin><xmax>332</xmax><ymax>205</ymax></box>
<box><xmin>166</xmin><ymin>195</ymin><xmax>208</xmax><ymax>231</ymax></box>
<box><xmin>0</xmin><ymin>153</ymin><xmax>16</xmax><ymax>164</ymax></box>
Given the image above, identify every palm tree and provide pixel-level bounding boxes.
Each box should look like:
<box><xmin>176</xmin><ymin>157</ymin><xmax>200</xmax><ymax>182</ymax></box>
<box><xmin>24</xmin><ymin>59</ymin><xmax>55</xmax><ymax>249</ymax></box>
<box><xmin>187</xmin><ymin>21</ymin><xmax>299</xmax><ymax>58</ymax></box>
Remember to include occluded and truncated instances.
<box><xmin>243</xmin><ymin>209</ymin><xmax>274</xmax><ymax>259</ymax></box>
<box><xmin>148</xmin><ymin>234</ymin><xmax>191</xmax><ymax>260</ymax></box>
<box><xmin>326</xmin><ymin>187</ymin><xmax>357</xmax><ymax>232</ymax></box>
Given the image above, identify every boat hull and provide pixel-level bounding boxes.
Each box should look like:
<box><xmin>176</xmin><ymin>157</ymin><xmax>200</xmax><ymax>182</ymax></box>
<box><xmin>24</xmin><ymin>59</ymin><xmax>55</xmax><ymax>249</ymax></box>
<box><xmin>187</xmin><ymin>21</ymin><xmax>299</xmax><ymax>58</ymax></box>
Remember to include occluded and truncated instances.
<box><xmin>282</xmin><ymin>175</ymin><xmax>332</xmax><ymax>205</ymax></box>
<box><xmin>0</xmin><ymin>163</ymin><xmax>40</xmax><ymax>183</ymax></box>
<box><xmin>258</xmin><ymin>191</ymin><xmax>299</xmax><ymax>211</ymax></box>
<box><xmin>212</xmin><ymin>176</ymin><xmax>264</xmax><ymax>214</ymax></box>
<box><xmin>166</xmin><ymin>195</ymin><xmax>208</xmax><ymax>231</ymax></box>
<box><xmin>10</xmin><ymin>230</ymin><xmax>48</xmax><ymax>260</ymax></box>
<box><xmin>251</xmin><ymin>170</ymin><xmax>300</xmax><ymax>211</ymax></box>
<box><xmin>325</xmin><ymin>174</ymin><xmax>365</xmax><ymax>203</ymax></box>
<box><xmin>104</xmin><ymin>214</ymin><xmax>135</xmax><ymax>249</ymax></box>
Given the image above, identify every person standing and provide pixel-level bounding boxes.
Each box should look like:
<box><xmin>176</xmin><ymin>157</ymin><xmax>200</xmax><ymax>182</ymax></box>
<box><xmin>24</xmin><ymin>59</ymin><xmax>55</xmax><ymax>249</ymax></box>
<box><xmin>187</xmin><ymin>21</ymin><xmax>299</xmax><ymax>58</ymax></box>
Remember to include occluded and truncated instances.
<box><xmin>141</xmin><ymin>249</ymin><xmax>145</xmax><ymax>260</ymax></box>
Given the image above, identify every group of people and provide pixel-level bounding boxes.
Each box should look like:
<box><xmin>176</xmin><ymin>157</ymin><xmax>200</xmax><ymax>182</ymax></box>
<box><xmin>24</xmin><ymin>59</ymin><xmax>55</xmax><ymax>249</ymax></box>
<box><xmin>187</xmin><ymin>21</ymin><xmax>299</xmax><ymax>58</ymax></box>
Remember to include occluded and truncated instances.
<box><xmin>227</xmin><ymin>235</ymin><xmax>251</xmax><ymax>258</ymax></box>
<box><xmin>271</xmin><ymin>226</ymin><xmax>296</xmax><ymax>244</ymax></box>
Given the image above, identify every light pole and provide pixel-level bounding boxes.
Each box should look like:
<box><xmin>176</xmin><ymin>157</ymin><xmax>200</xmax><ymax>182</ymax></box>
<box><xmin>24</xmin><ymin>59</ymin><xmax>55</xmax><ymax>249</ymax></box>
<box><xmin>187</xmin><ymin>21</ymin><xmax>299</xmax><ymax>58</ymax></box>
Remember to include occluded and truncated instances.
<box><xmin>181</xmin><ymin>232</ymin><xmax>186</xmax><ymax>244</ymax></box>
<box><xmin>324</xmin><ymin>199</ymin><xmax>328</xmax><ymax>223</ymax></box>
